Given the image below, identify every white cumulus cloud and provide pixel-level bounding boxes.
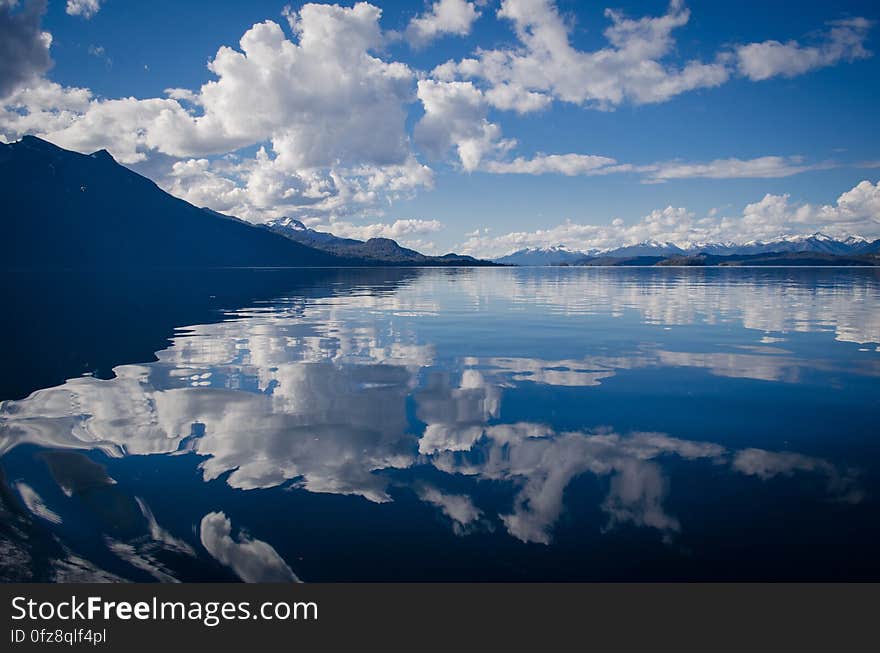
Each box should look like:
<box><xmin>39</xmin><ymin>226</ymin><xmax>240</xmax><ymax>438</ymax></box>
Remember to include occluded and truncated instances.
<box><xmin>430</xmin><ymin>1</ymin><xmax>872</xmax><ymax>116</ymax></box>
<box><xmin>432</xmin><ymin>0</ymin><xmax>729</xmax><ymax>111</ymax></box>
<box><xmin>814</xmin><ymin>180</ymin><xmax>880</xmax><ymax>233</ymax></box>
<box><xmin>736</xmin><ymin>18</ymin><xmax>872</xmax><ymax>81</ymax></box>
<box><xmin>406</xmin><ymin>0</ymin><xmax>481</xmax><ymax>48</ymax></box>
<box><xmin>326</xmin><ymin>218</ymin><xmax>443</xmax><ymax>240</ymax></box>
<box><xmin>3</xmin><ymin>4</ymin><xmax>416</xmax><ymax>167</ymax></box>
<box><xmin>415</xmin><ymin>78</ymin><xmax>514</xmax><ymax>171</ymax></box>
<box><xmin>65</xmin><ymin>0</ymin><xmax>101</xmax><ymax>19</ymax></box>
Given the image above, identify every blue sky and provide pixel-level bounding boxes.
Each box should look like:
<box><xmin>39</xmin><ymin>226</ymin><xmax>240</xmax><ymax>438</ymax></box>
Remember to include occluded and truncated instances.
<box><xmin>2</xmin><ymin>0</ymin><xmax>879</xmax><ymax>256</ymax></box>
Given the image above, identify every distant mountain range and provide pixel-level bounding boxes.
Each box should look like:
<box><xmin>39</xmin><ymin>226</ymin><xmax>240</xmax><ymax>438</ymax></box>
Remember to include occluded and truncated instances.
<box><xmin>263</xmin><ymin>217</ymin><xmax>481</xmax><ymax>265</ymax></box>
<box><xmin>495</xmin><ymin>234</ymin><xmax>880</xmax><ymax>266</ymax></box>
<box><xmin>0</xmin><ymin>136</ymin><xmax>490</xmax><ymax>269</ymax></box>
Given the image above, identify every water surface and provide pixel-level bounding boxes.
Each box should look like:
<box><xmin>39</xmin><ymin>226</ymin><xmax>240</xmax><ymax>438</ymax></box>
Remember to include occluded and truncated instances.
<box><xmin>2</xmin><ymin>267</ymin><xmax>879</xmax><ymax>581</ymax></box>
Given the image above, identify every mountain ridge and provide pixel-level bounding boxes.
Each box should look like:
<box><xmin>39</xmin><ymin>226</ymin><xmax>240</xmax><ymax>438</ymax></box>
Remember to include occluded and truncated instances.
<box><xmin>1</xmin><ymin>136</ymin><xmax>358</xmax><ymax>268</ymax></box>
<box><xmin>495</xmin><ymin>233</ymin><xmax>880</xmax><ymax>265</ymax></box>
<box><xmin>0</xmin><ymin>136</ymin><xmax>491</xmax><ymax>269</ymax></box>
<box><xmin>262</xmin><ymin>217</ymin><xmax>484</xmax><ymax>265</ymax></box>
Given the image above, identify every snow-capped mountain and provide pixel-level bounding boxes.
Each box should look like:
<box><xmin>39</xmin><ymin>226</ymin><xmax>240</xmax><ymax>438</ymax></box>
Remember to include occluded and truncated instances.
<box><xmin>264</xmin><ymin>217</ymin><xmax>487</xmax><ymax>265</ymax></box>
<box><xmin>600</xmin><ymin>240</ymin><xmax>685</xmax><ymax>258</ymax></box>
<box><xmin>264</xmin><ymin>216</ymin><xmax>427</xmax><ymax>261</ymax></box>
<box><xmin>495</xmin><ymin>233</ymin><xmax>880</xmax><ymax>265</ymax></box>
<box><xmin>264</xmin><ymin>217</ymin><xmax>361</xmax><ymax>248</ymax></box>
<box><xmin>694</xmin><ymin>233</ymin><xmax>870</xmax><ymax>256</ymax></box>
<box><xmin>494</xmin><ymin>245</ymin><xmax>591</xmax><ymax>266</ymax></box>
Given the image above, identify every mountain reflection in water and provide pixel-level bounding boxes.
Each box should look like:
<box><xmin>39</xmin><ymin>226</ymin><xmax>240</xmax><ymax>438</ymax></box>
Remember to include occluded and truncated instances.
<box><xmin>2</xmin><ymin>267</ymin><xmax>879</xmax><ymax>581</ymax></box>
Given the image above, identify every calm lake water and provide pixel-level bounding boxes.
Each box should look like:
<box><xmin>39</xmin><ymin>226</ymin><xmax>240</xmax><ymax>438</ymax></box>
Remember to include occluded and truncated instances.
<box><xmin>2</xmin><ymin>267</ymin><xmax>879</xmax><ymax>581</ymax></box>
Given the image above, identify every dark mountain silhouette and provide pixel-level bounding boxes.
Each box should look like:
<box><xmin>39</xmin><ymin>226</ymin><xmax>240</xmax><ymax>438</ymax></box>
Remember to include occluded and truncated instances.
<box><xmin>1</xmin><ymin>136</ymin><xmax>491</xmax><ymax>268</ymax></box>
<box><xmin>0</xmin><ymin>136</ymin><xmax>361</xmax><ymax>268</ymax></box>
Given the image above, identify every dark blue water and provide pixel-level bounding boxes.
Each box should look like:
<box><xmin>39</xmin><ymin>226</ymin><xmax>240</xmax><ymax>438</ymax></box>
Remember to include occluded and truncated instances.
<box><xmin>2</xmin><ymin>267</ymin><xmax>879</xmax><ymax>581</ymax></box>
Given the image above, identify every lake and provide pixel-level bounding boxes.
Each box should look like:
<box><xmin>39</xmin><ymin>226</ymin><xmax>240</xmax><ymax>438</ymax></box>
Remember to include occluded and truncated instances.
<box><xmin>1</xmin><ymin>267</ymin><xmax>879</xmax><ymax>581</ymax></box>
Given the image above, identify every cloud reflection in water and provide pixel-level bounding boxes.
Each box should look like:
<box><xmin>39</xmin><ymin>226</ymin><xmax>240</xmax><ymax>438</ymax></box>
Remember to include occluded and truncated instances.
<box><xmin>0</xmin><ymin>268</ymin><xmax>877</xmax><ymax>578</ymax></box>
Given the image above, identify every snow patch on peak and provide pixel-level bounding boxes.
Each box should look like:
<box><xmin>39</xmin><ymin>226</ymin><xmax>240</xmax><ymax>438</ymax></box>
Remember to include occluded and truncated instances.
<box><xmin>271</xmin><ymin>217</ymin><xmax>307</xmax><ymax>231</ymax></box>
